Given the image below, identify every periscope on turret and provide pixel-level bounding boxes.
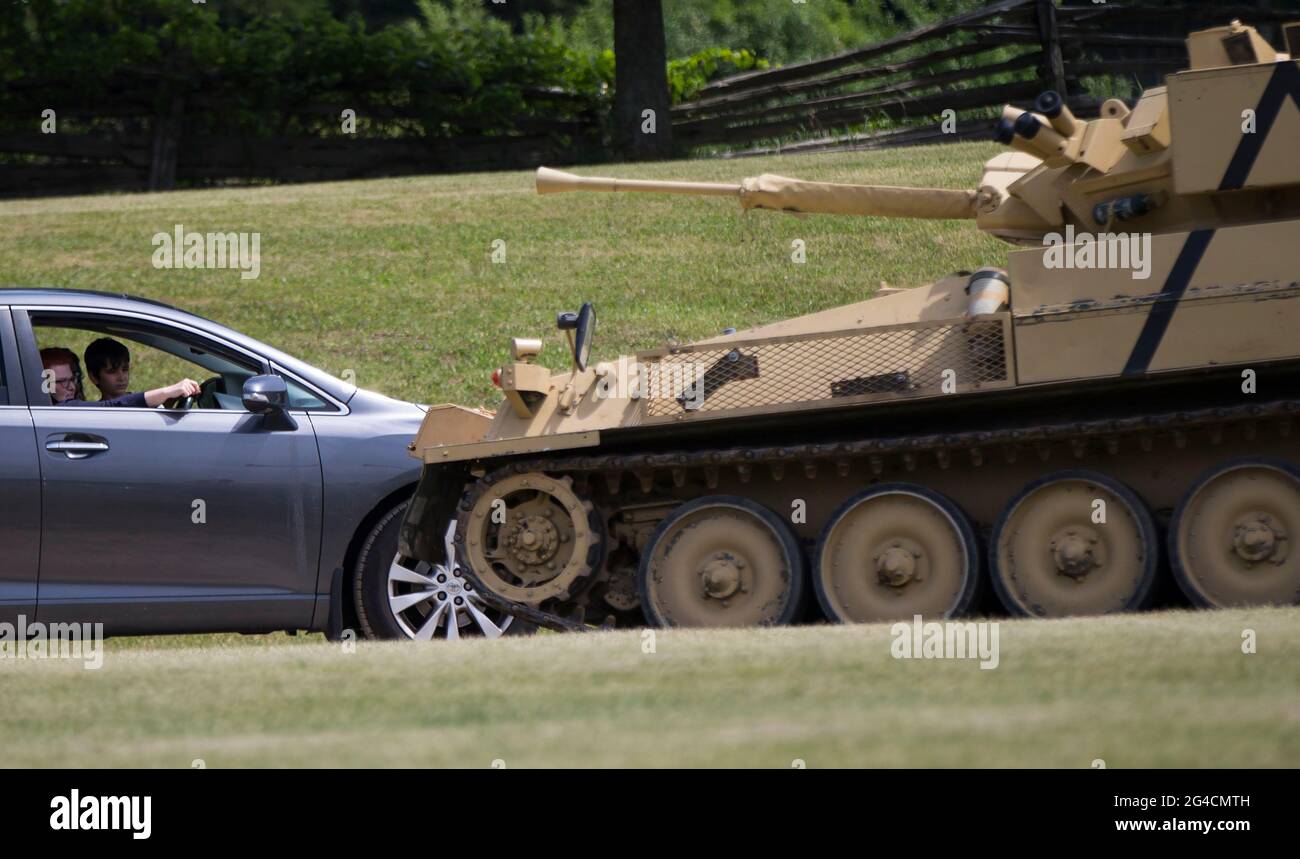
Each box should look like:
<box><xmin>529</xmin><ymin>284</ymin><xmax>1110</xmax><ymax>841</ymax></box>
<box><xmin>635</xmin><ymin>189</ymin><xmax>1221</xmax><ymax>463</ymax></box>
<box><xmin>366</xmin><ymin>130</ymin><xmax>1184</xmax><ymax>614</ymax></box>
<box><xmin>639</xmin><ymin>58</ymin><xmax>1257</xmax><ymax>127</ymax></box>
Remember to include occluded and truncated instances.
<box><xmin>385</xmin><ymin>19</ymin><xmax>1300</xmax><ymax>637</ymax></box>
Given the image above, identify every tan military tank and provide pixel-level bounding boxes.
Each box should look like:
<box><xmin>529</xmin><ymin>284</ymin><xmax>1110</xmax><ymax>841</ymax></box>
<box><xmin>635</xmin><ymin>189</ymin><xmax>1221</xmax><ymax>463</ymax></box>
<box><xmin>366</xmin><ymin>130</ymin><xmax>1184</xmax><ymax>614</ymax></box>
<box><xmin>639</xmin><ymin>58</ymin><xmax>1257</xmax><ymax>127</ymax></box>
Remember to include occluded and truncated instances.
<box><xmin>398</xmin><ymin>20</ymin><xmax>1300</xmax><ymax>632</ymax></box>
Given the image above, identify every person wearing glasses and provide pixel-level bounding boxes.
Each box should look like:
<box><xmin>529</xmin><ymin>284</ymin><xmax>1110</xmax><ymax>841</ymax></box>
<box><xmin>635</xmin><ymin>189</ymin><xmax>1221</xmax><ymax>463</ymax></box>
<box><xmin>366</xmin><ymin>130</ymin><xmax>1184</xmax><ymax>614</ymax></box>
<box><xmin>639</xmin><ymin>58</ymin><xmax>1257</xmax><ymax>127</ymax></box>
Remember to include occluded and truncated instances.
<box><xmin>40</xmin><ymin>347</ymin><xmax>86</xmax><ymax>404</ymax></box>
<box><xmin>39</xmin><ymin>341</ymin><xmax>199</xmax><ymax>407</ymax></box>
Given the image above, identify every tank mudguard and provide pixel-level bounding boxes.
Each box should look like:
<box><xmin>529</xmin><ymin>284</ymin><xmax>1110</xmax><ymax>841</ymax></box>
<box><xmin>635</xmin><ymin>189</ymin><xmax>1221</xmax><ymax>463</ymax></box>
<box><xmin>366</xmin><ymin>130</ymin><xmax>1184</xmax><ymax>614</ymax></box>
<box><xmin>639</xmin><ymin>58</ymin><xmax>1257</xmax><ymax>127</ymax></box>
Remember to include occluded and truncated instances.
<box><xmin>398</xmin><ymin>461</ymin><xmax>469</xmax><ymax>566</ymax></box>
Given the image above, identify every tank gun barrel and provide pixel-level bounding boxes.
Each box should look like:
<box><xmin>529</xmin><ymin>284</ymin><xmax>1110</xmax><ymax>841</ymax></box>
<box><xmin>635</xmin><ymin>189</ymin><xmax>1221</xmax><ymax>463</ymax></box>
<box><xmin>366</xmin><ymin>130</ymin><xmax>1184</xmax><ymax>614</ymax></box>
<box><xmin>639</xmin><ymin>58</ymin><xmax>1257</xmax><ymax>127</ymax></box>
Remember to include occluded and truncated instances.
<box><xmin>739</xmin><ymin>173</ymin><xmax>983</xmax><ymax>220</ymax></box>
<box><xmin>536</xmin><ymin>167</ymin><xmax>741</xmax><ymax>197</ymax></box>
<box><xmin>536</xmin><ymin>167</ymin><xmax>987</xmax><ymax>220</ymax></box>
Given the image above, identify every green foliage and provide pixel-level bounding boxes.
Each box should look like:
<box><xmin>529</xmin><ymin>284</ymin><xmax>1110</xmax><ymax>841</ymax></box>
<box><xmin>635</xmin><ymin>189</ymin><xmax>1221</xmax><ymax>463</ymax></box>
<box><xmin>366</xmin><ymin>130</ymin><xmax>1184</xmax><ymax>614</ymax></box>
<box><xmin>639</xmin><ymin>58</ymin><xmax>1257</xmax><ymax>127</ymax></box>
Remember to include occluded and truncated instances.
<box><xmin>0</xmin><ymin>0</ymin><xmax>605</xmax><ymax>139</ymax></box>
<box><xmin>400</xmin><ymin>0</ymin><xmax>607</xmax><ymax>135</ymax></box>
<box><xmin>1</xmin><ymin>0</ymin><xmax>1050</xmax><ymax>172</ymax></box>
<box><xmin>667</xmin><ymin>47</ymin><xmax>767</xmax><ymax>103</ymax></box>
<box><xmin>549</xmin><ymin>0</ymin><xmax>993</xmax><ymax>67</ymax></box>
<box><xmin>1</xmin><ymin>0</ymin><xmax>1010</xmax><ymax>143</ymax></box>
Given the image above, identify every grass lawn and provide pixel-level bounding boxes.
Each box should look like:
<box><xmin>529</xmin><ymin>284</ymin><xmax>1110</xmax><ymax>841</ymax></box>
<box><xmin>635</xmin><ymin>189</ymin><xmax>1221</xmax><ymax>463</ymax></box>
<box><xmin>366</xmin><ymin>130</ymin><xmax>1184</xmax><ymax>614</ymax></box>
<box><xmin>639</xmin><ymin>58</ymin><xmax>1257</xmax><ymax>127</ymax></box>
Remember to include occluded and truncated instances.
<box><xmin>2</xmin><ymin>608</ymin><xmax>1296</xmax><ymax>768</ymax></box>
<box><xmin>2</xmin><ymin>143</ymin><xmax>1296</xmax><ymax>768</ymax></box>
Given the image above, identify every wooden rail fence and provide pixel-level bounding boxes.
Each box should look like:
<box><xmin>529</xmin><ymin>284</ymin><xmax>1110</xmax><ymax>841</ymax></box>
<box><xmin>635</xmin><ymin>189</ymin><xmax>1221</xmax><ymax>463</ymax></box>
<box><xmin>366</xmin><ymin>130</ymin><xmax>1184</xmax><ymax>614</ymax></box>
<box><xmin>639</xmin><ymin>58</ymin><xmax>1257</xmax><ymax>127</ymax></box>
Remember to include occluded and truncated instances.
<box><xmin>0</xmin><ymin>86</ymin><xmax>605</xmax><ymax>197</ymax></box>
<box><xmin>673</xmin><ymin>0</ymin><xmax>1300</xmax><ymax>156</ymax></box>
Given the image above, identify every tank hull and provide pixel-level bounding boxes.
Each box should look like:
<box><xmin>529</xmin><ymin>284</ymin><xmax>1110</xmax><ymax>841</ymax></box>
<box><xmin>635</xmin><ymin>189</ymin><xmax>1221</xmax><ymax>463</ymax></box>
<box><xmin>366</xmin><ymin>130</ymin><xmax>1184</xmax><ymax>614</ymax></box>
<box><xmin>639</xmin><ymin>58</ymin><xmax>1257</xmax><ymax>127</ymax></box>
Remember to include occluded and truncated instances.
<box><xmin>402</xmin><ymin>360</ymin><xmax>1300</xmax><ymax>627</ymax></box>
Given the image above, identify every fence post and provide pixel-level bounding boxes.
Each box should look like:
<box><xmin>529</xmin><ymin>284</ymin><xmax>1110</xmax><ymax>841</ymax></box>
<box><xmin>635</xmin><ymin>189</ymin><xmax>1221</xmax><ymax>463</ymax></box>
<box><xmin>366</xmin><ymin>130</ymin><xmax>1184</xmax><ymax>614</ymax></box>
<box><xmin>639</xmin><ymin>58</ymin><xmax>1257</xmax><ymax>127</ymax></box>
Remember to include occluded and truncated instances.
<box><xmin>148</xmin><ymin>96</ymin><xmax>184</xmax><ymax>192</ymax></box>
<box><xmin>1035</xmin><ymin>0</ymin><xmax>1067</xmax><ymax>96</ymax></box>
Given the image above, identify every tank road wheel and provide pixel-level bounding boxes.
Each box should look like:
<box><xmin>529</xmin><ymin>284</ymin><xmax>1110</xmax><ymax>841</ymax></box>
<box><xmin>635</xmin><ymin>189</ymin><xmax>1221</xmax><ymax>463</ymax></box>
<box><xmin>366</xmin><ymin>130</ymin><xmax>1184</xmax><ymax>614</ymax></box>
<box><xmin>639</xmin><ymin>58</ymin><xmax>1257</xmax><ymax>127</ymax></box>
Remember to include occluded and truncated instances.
<box><xmin>458</xmin><ymin>472</ymin><xmax>605</xmax><ymax>608</ymax></box>
<box><xmin>638</xmin><ymin>496</ymin><xmax>805</xmax><ymax>628</ymax></box>
<box><xmin>812</xmin><ymin>484</ymin><xmax>979</xmax><ymax>623</ymax></box>
<box><xmin>1169</xmin><ymin>458</ymin><xmax>1300</xmax><ymax>608</ymax></box>
<box><xmin>991</xmin><ymin>470</ymin><xmax>1158</xmax><ymax>617</ymax></box>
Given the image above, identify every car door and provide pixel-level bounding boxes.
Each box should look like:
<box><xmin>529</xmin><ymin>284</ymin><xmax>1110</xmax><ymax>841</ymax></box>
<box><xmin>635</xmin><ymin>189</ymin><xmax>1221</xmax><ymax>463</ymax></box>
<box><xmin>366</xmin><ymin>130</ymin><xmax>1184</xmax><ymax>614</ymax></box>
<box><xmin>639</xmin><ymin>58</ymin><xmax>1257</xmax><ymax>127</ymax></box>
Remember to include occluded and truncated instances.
<box><xmin>0</xmin><ymin>308</ymin><xmax>41</xmax><ymax>626</ymax></box>
<box><xmin>16</xmin><ymin>307</ymin><xmax>323</xmax><ymax>635</ymax></box>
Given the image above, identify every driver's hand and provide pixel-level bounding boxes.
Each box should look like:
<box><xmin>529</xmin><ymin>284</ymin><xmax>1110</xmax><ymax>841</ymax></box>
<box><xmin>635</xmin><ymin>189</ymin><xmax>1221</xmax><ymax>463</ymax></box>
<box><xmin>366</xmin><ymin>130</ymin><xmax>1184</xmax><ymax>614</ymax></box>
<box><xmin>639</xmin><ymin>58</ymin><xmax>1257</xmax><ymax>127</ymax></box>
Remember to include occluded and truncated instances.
<box><xmin>167</xmin><ymin>378</ymin><xmax>201</xmax><ymax>399</ymax></box>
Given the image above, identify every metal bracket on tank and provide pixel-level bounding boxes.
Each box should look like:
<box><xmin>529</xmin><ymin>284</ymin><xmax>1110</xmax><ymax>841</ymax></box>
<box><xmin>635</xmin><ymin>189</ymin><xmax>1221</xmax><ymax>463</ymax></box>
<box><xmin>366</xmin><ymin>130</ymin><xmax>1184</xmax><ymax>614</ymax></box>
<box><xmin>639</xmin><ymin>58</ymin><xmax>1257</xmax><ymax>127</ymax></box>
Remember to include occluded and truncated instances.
<box><xmin>678</xmin><ymin>349</ymin><xmax>760</xmax><ymax>411</ymax></box>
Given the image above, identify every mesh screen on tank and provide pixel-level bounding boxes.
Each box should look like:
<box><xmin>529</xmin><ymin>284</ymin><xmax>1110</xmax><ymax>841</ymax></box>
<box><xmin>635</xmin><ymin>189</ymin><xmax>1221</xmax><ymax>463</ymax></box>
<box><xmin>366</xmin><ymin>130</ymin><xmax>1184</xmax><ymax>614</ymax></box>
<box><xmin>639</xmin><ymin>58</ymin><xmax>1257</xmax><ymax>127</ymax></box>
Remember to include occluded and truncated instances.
<box><xmin>639</xmin><ymin>317</ymin><xmax>1011</xmax><ymax>419</ymax></box>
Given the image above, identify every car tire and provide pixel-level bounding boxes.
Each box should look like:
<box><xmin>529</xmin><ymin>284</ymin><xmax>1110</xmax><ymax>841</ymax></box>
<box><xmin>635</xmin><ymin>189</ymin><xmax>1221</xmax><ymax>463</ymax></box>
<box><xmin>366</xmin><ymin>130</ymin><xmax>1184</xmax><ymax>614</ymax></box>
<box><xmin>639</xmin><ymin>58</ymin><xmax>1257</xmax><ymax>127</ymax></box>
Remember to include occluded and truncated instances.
<box><xmin>353</xmin><ymin>500</ymin><xmax>533</xmax><ymax>640</ymax></box>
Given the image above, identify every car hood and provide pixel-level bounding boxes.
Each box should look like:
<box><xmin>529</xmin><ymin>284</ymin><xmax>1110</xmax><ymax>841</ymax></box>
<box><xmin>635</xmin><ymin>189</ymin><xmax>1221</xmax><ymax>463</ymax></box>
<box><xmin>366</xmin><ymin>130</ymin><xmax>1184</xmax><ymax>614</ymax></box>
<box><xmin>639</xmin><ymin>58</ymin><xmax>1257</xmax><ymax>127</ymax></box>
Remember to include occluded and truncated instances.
<box><xmin>347</xmin><ymin>387</ymin><xmax>427</xmax><ymax>419</ymax></box>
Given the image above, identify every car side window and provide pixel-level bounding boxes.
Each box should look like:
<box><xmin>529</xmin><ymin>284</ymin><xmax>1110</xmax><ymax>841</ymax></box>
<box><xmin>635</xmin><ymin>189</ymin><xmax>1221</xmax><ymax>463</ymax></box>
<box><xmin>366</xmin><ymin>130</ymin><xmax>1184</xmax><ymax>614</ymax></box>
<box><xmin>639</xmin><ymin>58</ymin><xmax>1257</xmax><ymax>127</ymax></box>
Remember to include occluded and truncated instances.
<box><xmin>32</xmin><ymin>316</ymin><xmax>261</xmax><ymax>410</ymax></box>
<box><xmin>271</xmin><ymin>366</ymin><xmax>333</xmax><ymax>411</ymax></box>
<box><xmin>285</xmin><ymin>379</ymin><xmax>326</xmax><ymax>410</ymax></box>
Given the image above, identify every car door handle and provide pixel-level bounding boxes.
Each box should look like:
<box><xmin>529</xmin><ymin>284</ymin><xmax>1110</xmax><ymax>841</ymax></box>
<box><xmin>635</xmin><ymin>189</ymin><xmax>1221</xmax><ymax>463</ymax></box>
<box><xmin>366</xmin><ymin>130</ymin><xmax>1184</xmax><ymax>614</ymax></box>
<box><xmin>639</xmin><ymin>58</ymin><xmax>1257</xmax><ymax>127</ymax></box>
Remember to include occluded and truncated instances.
<box><xmin>45</xmin><ymin>436</ymin><xmax>110</xmax><ymax>460</ymax></box>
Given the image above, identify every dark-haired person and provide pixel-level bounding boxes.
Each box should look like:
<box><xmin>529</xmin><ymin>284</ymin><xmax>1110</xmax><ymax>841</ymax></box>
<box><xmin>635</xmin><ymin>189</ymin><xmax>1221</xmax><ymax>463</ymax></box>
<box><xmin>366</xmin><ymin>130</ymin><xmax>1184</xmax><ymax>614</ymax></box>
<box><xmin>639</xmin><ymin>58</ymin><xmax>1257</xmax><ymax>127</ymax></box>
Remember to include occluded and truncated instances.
<box><xmin>85</xmin><ymin>337</ymin><xmax>134</xmax><ymax>402</ymax></box>
<box><xmin>56</xmin><ymin>336</ymin><xmax>200</xmax><ymax>408</ymax></box>
<box><xmin>40</xmin><ymin>346</ymin><xmax>86</xmax><ymax>404</ymax></box>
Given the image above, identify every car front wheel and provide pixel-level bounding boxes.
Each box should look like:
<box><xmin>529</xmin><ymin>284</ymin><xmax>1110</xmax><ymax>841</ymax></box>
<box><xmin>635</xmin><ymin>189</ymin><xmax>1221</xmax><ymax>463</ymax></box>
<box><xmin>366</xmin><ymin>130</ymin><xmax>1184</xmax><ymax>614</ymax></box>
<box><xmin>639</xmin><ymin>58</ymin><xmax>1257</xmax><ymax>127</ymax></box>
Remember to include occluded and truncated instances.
<box><xmin>353</xmin><ymin>501</ymin><xmax>526</xmax><ymax>640</ymax></box>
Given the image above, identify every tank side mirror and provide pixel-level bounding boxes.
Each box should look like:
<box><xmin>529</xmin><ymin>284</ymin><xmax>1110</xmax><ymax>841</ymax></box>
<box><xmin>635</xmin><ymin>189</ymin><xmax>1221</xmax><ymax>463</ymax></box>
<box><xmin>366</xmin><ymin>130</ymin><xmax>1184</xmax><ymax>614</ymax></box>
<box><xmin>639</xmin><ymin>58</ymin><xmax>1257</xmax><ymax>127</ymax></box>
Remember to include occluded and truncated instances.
<box><xmin>557</xmin><ymin>302</ymin><xmax>597</xmax><ymax>372</ymax></box>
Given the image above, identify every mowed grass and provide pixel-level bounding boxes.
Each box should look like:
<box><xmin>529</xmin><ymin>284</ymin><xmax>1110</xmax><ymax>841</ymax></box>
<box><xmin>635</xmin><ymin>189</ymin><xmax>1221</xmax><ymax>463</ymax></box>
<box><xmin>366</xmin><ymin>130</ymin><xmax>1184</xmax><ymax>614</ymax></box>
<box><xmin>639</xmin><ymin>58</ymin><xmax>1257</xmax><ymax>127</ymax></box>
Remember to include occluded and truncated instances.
<box><xmin>2</xmin><ymin>608</ymin><xmax>1297</xmax><ymax>768</ymax></box>
<box><xmin>0</xmin><ymin>143</ymin><xmax>1005</xmax><ymax>407</ymax></box>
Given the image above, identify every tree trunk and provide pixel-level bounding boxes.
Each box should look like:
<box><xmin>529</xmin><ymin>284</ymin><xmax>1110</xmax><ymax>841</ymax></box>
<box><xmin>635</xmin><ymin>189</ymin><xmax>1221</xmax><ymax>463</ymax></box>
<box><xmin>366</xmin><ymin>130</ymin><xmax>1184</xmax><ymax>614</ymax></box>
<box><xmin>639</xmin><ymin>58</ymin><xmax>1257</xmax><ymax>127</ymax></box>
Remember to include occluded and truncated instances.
<box><xmin>613</xmin><ymin>0</ymin><xmax>674</xmax><ymax>161</ymax></box>
<box><xmin>148</xmin><ymin>96</ymin><xmax>184</xmax><ymax>192</ymax></box>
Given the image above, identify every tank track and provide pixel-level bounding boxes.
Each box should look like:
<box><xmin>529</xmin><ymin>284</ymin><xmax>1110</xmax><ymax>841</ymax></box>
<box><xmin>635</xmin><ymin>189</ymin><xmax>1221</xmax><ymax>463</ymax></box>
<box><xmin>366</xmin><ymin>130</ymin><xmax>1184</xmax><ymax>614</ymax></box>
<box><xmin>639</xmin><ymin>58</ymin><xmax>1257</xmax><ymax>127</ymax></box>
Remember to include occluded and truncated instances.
<box><xmin>451</xmin><ymin>396</ymin><xmax>1300</xmax><ymax>632</ymax></box>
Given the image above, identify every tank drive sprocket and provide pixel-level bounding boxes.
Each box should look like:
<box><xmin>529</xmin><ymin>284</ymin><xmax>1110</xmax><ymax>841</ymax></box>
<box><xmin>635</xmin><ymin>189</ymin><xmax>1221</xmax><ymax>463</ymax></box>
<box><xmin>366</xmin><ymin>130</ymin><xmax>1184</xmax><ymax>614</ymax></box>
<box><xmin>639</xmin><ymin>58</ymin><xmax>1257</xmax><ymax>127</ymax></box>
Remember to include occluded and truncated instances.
<box><xmin>453</xmin><ymin>469</ymin><xmax>605</xmax><ymax>629</ymax></box>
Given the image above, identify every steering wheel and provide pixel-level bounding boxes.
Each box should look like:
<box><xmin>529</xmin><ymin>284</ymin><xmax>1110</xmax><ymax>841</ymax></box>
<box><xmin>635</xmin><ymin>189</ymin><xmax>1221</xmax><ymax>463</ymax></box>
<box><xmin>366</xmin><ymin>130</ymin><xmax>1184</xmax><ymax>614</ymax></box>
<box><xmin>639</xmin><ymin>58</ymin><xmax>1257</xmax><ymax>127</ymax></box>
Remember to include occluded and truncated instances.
<box><xmin>163</xmin><ymin>377</ymin><xmax>223</xmax><ymax>411</ymax></box>
<box><xmin>163</xmin><ymin>393</ymin><xmax>196</xmax><ymax>410</ymax></box>
<box><xmin>196</xmin><ymin>376</ymin><xmax>224</xmax><ymax>410</ymax></box>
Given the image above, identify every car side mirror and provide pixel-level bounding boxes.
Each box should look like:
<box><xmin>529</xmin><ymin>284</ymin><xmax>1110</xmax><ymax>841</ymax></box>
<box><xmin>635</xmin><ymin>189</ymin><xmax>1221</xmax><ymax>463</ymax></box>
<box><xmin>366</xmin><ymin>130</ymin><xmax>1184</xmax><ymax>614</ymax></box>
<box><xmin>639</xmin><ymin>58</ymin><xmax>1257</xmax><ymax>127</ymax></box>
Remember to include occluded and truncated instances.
<box><xmin>242</xmin><ymin>374</ymin><xmax>288</xmax><ymax>414</ymax></box>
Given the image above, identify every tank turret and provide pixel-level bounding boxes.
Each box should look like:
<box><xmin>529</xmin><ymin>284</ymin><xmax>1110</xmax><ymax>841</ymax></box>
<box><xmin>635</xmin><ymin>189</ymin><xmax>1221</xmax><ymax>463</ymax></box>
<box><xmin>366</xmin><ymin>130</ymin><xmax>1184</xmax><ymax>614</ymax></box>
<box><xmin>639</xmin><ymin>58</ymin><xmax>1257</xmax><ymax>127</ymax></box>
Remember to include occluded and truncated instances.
<box><xmin>541</xmin><ymin>22</ymin><xmax>1300</xmax><ymax>248</ymax></box>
